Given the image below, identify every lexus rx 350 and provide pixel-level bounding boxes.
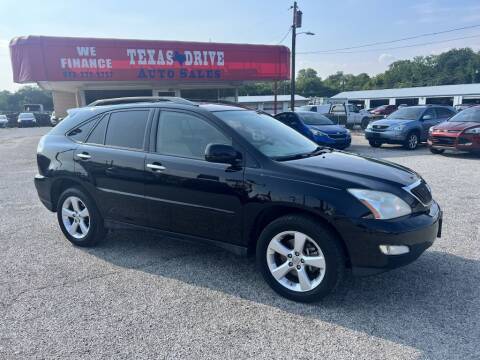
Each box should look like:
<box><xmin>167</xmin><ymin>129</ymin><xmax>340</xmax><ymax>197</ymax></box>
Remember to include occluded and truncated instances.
<box><xmin>35</xmin><ymin>101</ymin><xmax>442</xmax><ymax>302</ymax></box>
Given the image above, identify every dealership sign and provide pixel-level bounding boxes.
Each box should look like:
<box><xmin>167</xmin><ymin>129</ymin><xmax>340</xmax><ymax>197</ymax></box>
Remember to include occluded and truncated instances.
<box><xmin>10</xmin><ymin>36</ymin><xmax>290</xmax><ymax>83</ymax></box>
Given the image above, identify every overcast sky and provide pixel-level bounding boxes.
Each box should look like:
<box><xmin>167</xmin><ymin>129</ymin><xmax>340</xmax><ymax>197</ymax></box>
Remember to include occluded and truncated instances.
<box><xmin>1</xmin><ymin>0</ymin><xmax>480</xmax><ymax>91</ymax></box>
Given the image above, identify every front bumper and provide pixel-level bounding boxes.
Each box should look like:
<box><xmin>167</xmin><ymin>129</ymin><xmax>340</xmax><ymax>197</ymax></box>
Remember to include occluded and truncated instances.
<box><xmin>365</xmin><ymin>129</ymin><xmax>407</xmax><ymax>143</ymax></box>
<box><xmin>18</xmin><ymin>120</ymin><xmax>36</xmax><ymax>127</ymax></box>
<box><xmin>315</xmin><ymin>135</ymin><xmax>351</xmax><ymax>148</ymax></box>
<box><xmin>34</xmin><ymin>174</ymin><xmax>54</xmax><ymax>211</ymax></box>
<box><xmin>335</xmin><ymin>201</ymin><xmax>442</xmax><ymax>276</ymax></box>
<box><xmin>428</xmin><ymin>134</ymin><xmax>480</xmax><ymax>152</ymax></box>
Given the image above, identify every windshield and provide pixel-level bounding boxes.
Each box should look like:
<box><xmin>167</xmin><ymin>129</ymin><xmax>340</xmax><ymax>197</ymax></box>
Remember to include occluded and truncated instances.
<box><xmin>387</xmin><ymin>107</ymin><xmax>423</xmax><ymax>120</ymax></box>
<box><xmin>448</xmin><ymin>106</ymin><xmax>480</xmax><ymax>123</ymax></box>
<box><xmin>297</xmin><ymin>112</ymin><xmax>334</xmax><ymax>125</ymax></box>
<box><xmin>214</xmin><ymin>110</ymin><xmax>318</xmax><ymax>159</ymax></box>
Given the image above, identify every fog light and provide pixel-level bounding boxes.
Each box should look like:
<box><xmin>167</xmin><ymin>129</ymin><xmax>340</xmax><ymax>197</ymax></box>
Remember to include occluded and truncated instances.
<box><xmin>379</xmin><ymin>245</ymin><xmax>409</xmax><ymax>255</ymax></box>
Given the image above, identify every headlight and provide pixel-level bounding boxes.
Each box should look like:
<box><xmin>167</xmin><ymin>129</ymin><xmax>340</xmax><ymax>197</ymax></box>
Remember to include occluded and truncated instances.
<box><xmin>429</xmin><ymin>127</ymin><xmax>435</xmax><ymax>134</ymax></box>
<box><xmin>393</xmin><ymin>125</ymin><xmax>405</xmax><ymax>131</ymax></box>
<box><xmin>348</xmin><ymin>189</ymin><xmax>412</xmax><ymax>219</ymax></box>
<box><xmin>311</xmin><ymin>129</ymin><xmax>327</xmax><ymax>136</ymax></box>
<box><xmin>464</xmin><ymin>127</ymin><xmax>480</xmax><ymax>134</ymax></box>
<box><xmin>366</xmin><ymin>123</ymin><xmax>373</xmax><ymax>129</ymax></box>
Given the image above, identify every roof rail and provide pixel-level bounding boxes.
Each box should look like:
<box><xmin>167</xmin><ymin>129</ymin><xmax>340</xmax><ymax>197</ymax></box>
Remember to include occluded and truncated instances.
<box><xmin>189</xmin><ymin>99</ymin><xmax>273</xmax><ymax>116</ymax></box>
<box><xmin>87</xmin><ymin>96</ymin><xmax>197</xmax><ymax>107</ymax></box>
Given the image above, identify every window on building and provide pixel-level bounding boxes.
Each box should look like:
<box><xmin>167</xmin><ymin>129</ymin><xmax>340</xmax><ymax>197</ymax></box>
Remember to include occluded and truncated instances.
<box><xmin>104</xmin><ymin>110</ymin><xmax>149</xmax><ymax>150</ymax></box>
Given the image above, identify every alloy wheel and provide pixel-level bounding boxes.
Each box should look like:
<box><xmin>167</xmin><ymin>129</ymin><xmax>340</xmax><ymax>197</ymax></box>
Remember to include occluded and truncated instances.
<box><xmin>61</xmin><ymin>196</ymin><xmax>90</xmax><ymax>239</ymax></box>
<box><xmin>408</xmin><ymin>134</ymin><xmax>418</xmax><ymax>149</ymax></box>
<box><xmin>266</xmin><ymin>231</ymin><xmax>326</xmax><ymax>292</ymax></box>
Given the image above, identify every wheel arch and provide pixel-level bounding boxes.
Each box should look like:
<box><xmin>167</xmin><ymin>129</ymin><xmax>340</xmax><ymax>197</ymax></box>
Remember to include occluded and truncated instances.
<box><xmin>247</xmin><ymin>205</ymin><xmax>351</xmax><ymax>267</ymax></box>
<box><xmin>50</xmin><ymin>177</ymin><xmax>93</xmax><ymax>212</ymax></box>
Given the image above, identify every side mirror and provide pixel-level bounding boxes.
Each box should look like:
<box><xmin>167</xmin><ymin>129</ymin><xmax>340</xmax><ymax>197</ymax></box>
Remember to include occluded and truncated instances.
<box><xmin>422</xmin><ymin>114</ymin><xmax>433</xmax><ymax>120</ymax></box>
<box><xmin>205</xmin><ymin>144</ymin><xmax>242</xmax><ymax>165</ymax></box>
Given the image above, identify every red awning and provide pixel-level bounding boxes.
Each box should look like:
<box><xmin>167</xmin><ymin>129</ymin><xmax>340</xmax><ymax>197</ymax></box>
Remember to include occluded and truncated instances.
<box><xmin>10</xmin><ymin>36</ymin><xmax>290</xmax><ymax>83</ymax></box>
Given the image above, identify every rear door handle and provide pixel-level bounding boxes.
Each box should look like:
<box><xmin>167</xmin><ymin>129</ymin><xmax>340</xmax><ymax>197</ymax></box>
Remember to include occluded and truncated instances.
<box><xmin>77</xmin><ymin>153</ymin><xmax>91</xmax><ymax>160</ymax></box>
<box><xmin>147</xmin><ymin>163</ymin><xmax>166</xmax><ymax>171</ymax></box>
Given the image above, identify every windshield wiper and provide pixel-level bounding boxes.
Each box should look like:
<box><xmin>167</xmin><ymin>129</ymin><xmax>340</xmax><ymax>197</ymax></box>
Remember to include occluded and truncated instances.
<box><xmin>273</xmin><ymin>146</ymin><xmax>329</xmax><ymax>161</ymax></box>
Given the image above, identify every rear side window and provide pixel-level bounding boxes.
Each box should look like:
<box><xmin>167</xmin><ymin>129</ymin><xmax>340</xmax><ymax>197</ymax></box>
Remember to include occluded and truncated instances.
<box><xmin>436</xmin><ymin>107</ymin><xmax>455</xmax><ymax>119</ymax></box>
<box><xmin>86</xmin><ymin>116</ymin><xmax>109</xmax><ymax>145</ymax></box>
<box><xmin>67</xmin><ymin>118</ymin><xmax>98</xmax><ymax>142</ymax></box>
<box><xmin>104</xmin><ymin>110</ymin><xmax>149</xmax><ymax>150</ymax></box>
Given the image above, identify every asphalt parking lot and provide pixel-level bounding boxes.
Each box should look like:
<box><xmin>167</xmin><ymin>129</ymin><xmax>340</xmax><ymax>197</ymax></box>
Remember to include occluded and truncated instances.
<box><xmin>1</xmin><ymin>127</ymin><xmax>479</xmax><ymax>360</ymax></box>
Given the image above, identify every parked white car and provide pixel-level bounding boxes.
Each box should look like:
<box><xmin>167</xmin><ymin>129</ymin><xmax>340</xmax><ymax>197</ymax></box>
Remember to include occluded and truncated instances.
<box><xmin>0</xmin><ymin>114</ymin><xmax>8</xmax><ymax>128</ymax></box>
<box><xmin>17</xmin><ymin>113</ymin><xmax>37</xmax><ymax>127</ymax></box>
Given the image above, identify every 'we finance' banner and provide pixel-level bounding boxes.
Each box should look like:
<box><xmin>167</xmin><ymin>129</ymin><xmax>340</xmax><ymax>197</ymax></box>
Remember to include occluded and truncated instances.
<box><xmin>10</xmin><ymin>36</ymin><xmax>290</xmax><ymax>83</ymax></box>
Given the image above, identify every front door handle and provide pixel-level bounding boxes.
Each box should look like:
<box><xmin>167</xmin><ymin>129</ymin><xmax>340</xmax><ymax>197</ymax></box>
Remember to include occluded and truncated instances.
<box><xmin>147</xmin><ymin>163</ymin><xmax>166</xmax><ymax>172</ymax></box>
<box><xmin>77</xmin><ymin>152</ymin><xmax>91</xmax><ymax>160</ymax></box>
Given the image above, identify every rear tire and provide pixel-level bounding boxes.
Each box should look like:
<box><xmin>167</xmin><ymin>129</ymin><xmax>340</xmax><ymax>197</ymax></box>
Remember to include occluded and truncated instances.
<box><xmin>430</xmin><ymin>147</ymin><xmax>445</xmax><ymax>154</ymax></box>
<box><xmin>56</xmin><ymin>187</ymin><xmax>106</xmax><ymax>247</ymax></box>
<box><xmin>256</xmin><ymin>215</ymin><xmax>345</xmax><ymax>302</ymax></box>
<box><xmin>404</xmin><ymin>132</ymin><xmax>419</xmax><ymax>150</ymax></box>
<box><xmin>369</xmin><ymin>140</ymin><xmax>382</xmax><ymax>148</ymax></box>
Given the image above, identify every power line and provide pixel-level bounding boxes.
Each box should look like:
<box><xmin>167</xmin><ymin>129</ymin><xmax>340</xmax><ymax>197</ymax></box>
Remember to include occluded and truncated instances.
<box><xmin>298</xmin><ymin>24</ymin><xmax>480</xmax><ymax>54</ymax></box>
<box><xmin>298</xmin><ymin>33</ymin><xmax>480</xmax><ymax>55</ymax></box>
<box><xmin>276</xmin><ymin>27</ymin><xmax>292</xmax><ymax>45</ymax></box>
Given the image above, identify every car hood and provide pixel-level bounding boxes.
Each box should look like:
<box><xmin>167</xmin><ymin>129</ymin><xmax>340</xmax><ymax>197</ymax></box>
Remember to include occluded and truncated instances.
<box><xmin>283</xmin><ymin>150</ymin><xmax>419</xmax><ymax>188</ymax></box>
<box><xmin>434</xmin><ymin>121</ymin><xmax>480</xmax><ymax>131</ymax></box>
<box><xmin>370</xmin><ymin>118</ymin><xmax>415</xmax><ymax>127</ymax></box>
<box><xmin>309</xmin><ymin>124</ymin><xmax>348</xmax><ymax>134</ymax></box>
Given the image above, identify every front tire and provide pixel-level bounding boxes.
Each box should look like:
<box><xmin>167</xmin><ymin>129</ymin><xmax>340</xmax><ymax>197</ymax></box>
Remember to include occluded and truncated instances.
<box><xmin>57</xmin><ymin>187</ymin><xmax>106</xmax><ymax>247</ymax></box>
<box><xmin>404</xmin><ymin>132</ymin><xmax>419</xmax><ymax>150</ymax></box>
<box><xmin>369</xmin><ymin>140</ymin><xmax>382</xmax><ymax>148</ymax></box>
<box><xmin>256</xmin><ymin>215</ymin><xmax>345</xmax><ymax>302</ymax></box>
<box><xmin>430</xmin><ymin>147</ymin><xmax>445</xmax><ymax>154</ymax></box>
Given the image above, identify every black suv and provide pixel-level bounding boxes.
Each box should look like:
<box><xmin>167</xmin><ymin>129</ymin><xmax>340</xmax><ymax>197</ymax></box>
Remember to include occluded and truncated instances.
<box><xmin>35</xmin><ymin>101</ymin><xmax>442</xmax><ymax>302</ymax></box>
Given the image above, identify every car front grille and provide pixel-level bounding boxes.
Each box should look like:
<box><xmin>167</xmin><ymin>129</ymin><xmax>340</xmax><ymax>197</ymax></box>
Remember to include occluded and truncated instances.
<box><xmin>372</xmin><ymin>125</ymin><xmax>389</xmax><ymax>132</ymax></box>
<box><xmin>409</xmin><ymin>181</ymin><xmax>432</xmax><ymax>205</ymax></box>
<box><xmin>431</xmin><ymin>136</ymin><xmax>456</xmax><ymax>146</ymax></box>
<box><xmin>329</xmin><ymin>133</ymin><xmax>347</xmax><ymax>139</ymax></box>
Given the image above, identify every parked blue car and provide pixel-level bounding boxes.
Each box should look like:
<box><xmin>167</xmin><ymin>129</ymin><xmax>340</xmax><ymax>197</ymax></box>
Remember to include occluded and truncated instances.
<box><xmin>274</xmin><ymin>111</ymin><xmax>351</xmax><ymax>149</ymax></box>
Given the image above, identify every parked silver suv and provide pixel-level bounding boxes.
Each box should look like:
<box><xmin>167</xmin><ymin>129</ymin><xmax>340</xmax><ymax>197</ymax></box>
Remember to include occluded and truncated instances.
<box><xmin>364</xmin><ymin>105</ymin><xmax>456</xmax><ymax>150</ymax></box>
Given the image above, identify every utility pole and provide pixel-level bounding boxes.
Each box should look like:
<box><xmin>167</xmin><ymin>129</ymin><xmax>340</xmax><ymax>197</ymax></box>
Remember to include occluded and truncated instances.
<box><xmin>290</xmin><ymin>1</ymin><xmax>298</xmax><ymax>111</ymax></box>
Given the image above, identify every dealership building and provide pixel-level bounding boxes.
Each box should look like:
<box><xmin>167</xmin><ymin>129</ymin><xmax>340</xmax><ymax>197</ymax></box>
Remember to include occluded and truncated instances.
<box><xmin>10</xmin><ymin>36</ymin><xmax>290</xmax><ymax>116</ymax></box>
<box><xmin>333</xmin><ymin>83</ymin><xmax>480</xmax><ymax>109</ymax></box>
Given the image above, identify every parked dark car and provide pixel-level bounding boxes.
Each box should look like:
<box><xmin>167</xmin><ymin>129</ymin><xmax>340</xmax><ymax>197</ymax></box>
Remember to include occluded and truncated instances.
<box><xmin>35</xmin><ymin>101</ymin><xmax>442</xmax><ymax>302</ymax></box>
<box><xmin>365</xmin><ymin>105</ymin><xmax>456</xmax><ymax>150</ymax></box>
<box><xmin>370</xmin><ymin>104</ymin><xmax>397</xmax><ymax>116</ymax></box>
<box><xmin>274</xmin><ymin>111</ymin><xmax>351</xmax><ymax>149</ymax></box>
<box><xmin>428</xmin><ymin>105</ymin><xmax>480</xmax><ymax>154</ymax></box>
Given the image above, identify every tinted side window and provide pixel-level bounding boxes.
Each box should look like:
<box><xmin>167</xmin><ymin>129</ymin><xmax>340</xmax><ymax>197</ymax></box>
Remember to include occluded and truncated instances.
<box><xmin>157</xmin><ymin>111</ymin><xmax>231</xmax><ymax>160</ymax></box>
<box><xmin>67</xmin><ymin>118</ymin><xmax>97</xmax><ymax>142</ymax></box>
<box><xmin>86</xmin><ymin>116</ymin><xmax>109</xmax><ymax>145</ymax></box>
<box><xmin>423</xmin><ymin>108</ymin><xmax>435</xmax><ymax>119</ymax></box>
<box><xmin>104</xmin><ymin>110</ymin><xmax>149</xmax><ymax>150</ymax></box>
<box><xmin>331</xmin><ymin>104</ymin><xmax>345</xmax><ymax>113</ymax></box>
<box><xmin>436</xmin><ymin>108</ymin><xmax>454</xmax><ymax>119</ymax></box>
